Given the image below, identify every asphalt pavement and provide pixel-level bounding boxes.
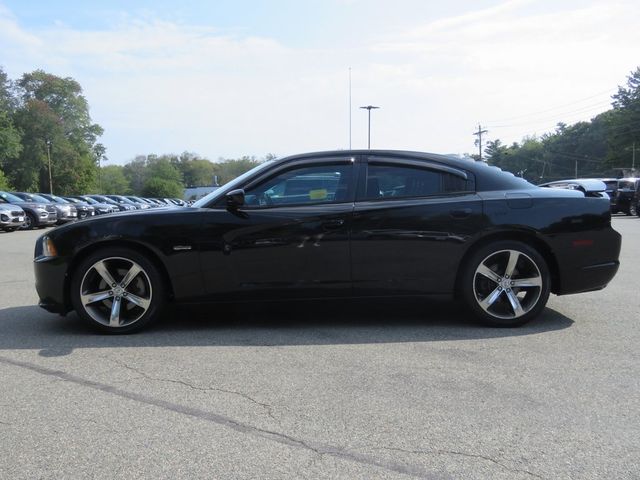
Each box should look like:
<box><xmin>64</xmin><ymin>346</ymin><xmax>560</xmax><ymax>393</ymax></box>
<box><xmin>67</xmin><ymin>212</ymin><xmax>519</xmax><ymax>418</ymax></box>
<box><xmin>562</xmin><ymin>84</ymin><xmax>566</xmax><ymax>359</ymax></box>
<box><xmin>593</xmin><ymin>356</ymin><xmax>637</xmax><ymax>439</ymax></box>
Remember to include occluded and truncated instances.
<box><xmin>0</xmin><ymin>218</ymin><xmax>638</xmax><ymax>479</ymax></box>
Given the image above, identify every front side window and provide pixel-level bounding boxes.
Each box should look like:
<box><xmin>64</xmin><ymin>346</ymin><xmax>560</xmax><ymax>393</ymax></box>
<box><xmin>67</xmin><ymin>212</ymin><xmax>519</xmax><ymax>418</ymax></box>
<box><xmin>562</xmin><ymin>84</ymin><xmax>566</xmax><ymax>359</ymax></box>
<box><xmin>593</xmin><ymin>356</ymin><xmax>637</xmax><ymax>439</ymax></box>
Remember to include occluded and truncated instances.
<box><xmin>363</xmin><ymin>163</ymin><xmax>468</xmax><ymax>200</ymax></box>
<box><xmin>244</xmin><ymin>163</ymin><xmax>353</xmax><ymax>207</ymax></box>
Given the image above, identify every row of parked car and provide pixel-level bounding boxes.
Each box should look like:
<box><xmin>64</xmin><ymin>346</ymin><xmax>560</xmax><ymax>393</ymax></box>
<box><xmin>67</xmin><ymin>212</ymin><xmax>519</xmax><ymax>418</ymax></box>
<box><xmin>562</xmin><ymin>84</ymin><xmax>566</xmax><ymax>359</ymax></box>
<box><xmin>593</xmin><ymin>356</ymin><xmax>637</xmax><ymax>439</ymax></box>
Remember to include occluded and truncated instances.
<box><xmin>599</xmin><ymin>178</ymin><xmax>640</xmax><ymax>216</ymax></box>
<box><xmin>540</xmin><ymin>177</ymin><xmax>640</xmax><ymax>217</ymax></box>
<box><xmin>0</xmin><ymin>192</ymin><xmax>188</xmax><ymax>232</ymax></box>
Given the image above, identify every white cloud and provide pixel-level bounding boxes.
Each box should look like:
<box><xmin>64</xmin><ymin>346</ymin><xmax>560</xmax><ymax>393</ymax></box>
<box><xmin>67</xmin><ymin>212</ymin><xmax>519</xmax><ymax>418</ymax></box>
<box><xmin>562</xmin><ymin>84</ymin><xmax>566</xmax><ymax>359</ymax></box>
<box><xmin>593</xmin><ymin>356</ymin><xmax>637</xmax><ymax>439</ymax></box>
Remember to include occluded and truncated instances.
<box><xmin>0</xmin><ymin>1</ymin><xmax>639</xmax><ymax>162</ymax></box>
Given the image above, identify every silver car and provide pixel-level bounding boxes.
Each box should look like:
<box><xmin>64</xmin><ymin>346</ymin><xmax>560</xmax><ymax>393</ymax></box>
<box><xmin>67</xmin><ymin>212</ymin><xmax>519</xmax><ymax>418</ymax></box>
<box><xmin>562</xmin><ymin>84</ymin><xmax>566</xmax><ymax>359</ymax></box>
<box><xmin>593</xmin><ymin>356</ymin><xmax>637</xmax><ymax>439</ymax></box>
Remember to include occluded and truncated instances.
<box><xmin>0</xmin><ymin>203</ymin><xmax>25</xmax><ymax>232</ymax></box>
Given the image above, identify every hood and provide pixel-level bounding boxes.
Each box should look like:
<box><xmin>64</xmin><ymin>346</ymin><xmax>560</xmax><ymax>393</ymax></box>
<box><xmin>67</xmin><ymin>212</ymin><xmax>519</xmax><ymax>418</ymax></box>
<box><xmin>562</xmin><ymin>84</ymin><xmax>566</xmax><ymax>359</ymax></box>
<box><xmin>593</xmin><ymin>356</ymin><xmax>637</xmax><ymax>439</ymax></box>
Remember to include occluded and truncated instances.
<box><xmin>14</xmin><ymin>201</ymin><xmax>49</xmax><ymax>209</ymax></box>
<box><xmin>49</xmin><ymin>205</ymin><xmax>193</xmax><ymax>236</ymax></box>
<box><xmin>92</xmin><ymin>202</ymin><xmax>116</xmax><ymax>209</ymax></box>
<box><xmin>0</xmin><ymin>204</ymin><xmax>24</xmax><ymax>212</ymax></box>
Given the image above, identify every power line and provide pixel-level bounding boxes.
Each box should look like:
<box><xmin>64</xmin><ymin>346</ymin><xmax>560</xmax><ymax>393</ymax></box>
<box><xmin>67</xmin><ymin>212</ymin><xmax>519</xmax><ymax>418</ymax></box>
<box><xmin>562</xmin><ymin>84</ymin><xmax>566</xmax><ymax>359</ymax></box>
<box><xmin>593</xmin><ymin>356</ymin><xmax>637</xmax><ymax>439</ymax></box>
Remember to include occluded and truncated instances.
<box><xmin>485</xmin><ymin>88</ymin><xmax>616</xmax><ymax>124</ymax></box>
<box><xmin>486</xmin><ymin>100</ymin><xmax>612</xmax><ymax>129</ymax></box>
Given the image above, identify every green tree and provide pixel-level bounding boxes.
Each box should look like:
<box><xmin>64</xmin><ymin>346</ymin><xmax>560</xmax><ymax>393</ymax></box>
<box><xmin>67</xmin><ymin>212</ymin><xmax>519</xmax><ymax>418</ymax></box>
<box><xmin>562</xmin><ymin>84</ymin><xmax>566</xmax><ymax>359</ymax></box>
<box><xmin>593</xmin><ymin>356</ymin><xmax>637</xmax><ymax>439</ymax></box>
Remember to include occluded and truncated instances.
<box><xmin>123</xmin><ymin>155</ymin><xmax>148</xmax><ymax>193</ymax></box>
<box><xmin>215</xmin><ymin>156</ymin><xmax>262</xmax><ymax>184</ymax></box>
<box><xmin>7</xmin><ymin>70</ymin><xmax>103</xmax><ymax>194</ymax></box>
<box><xmin>0</xmin><ymin>67</ymin><xmax>22</xmax><ymax>176</ymax></box>
<box><xmin>175</xmin><ymin>151</ymin><xmax>217</xmax><ymax>186</ymax></box>
<box><xmin>0</xmin><ymin>167</ymin><xmax>11</xmax><ymax>190</ymax></box>
<box><xmin>607</xmin><ymin>67</ymin><xmax>640</xmax><ymax>169</ymax></box>
<box><xmin>99</xmin><ymin>165</ymin><xmax>131</xmax><ymax>194</ymax></box>
<box><xmin>142</xmin><ymin>177</ymin><xmax>183</xmax><ymax>197</ymax></box>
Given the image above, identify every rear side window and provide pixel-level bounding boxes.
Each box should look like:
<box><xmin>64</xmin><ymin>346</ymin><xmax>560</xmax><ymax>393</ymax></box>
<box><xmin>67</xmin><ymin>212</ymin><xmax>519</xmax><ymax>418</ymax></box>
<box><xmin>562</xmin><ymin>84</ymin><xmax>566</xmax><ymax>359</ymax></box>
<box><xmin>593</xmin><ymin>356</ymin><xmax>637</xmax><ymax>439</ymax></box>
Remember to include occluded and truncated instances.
<box><xmin>363</xmin><ymin>164</ymin><xmax>468</xmax><ymax>200</ymax></box>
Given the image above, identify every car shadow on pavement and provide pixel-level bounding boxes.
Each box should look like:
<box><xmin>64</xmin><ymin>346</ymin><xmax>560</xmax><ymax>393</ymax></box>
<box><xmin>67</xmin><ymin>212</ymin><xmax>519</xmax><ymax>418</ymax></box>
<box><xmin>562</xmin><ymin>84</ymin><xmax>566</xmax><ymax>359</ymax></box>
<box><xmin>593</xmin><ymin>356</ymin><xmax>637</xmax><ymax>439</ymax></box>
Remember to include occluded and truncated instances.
<box><xmin>0</xmin><ymin>299</ymin><xmax>574</xmax><ymax>357</ymax></box>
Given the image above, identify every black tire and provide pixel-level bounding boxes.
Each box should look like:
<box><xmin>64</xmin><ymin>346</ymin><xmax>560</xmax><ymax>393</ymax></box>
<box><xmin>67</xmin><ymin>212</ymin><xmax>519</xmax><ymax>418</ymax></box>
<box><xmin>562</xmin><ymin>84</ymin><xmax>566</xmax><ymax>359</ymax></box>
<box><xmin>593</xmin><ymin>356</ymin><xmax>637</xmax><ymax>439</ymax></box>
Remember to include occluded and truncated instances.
<box><xmin>631</xmin><ymin>203</ymin><xmax>638</xmax><ymax>217</ymax></box>
<box><xmin>22</xmin><ymin>212</ymin><xmax>36</xmax><ymax>230</ymax></box>
<box><xmin>70</xmin><ymin>247</ymin><xmax>166</xmax><ymax>334</ymax></box>
<box><xmin>460</xmin><ymin>240</ymin><xmax>551</xmax><ymax>327</ymax></box>
<box><xmin>4</xmin><ymin>228</ymin><xmax>16</xmax><ymax>233</ymax></box>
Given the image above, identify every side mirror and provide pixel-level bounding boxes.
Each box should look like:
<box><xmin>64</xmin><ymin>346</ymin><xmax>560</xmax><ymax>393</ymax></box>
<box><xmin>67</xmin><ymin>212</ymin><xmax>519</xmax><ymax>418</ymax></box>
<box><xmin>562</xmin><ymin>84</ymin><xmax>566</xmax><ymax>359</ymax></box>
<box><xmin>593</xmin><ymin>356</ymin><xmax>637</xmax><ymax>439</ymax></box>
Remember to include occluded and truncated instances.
<box><xmin>225</xmin><ymin>189</ymin><xmax>245</xmax><ymax>208</ymax></box>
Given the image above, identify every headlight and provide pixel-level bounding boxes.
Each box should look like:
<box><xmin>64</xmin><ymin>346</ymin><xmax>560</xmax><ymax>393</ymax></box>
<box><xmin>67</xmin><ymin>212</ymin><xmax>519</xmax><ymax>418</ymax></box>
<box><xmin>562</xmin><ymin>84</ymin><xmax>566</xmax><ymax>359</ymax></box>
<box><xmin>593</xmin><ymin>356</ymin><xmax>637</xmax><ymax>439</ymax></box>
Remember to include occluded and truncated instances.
<box><xmin>41</xmin><ymin>236</ymin><xmax>58</xmax><ymax>257</ymax></box>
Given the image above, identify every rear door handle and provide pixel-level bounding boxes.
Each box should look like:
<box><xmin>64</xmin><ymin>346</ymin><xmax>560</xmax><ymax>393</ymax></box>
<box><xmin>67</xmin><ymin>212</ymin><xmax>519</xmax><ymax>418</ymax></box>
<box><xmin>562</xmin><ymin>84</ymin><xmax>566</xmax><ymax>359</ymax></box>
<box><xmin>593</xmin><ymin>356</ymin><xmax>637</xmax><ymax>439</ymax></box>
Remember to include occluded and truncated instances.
<box><xmin>321</xmin><ymin>219</ymin><xmax>345</xmax><ymax>230</ymax></box>
<box><xmin>450</xmin><ymin>208</ymin><xmax>472</xmax><ymax>219</ymax></box>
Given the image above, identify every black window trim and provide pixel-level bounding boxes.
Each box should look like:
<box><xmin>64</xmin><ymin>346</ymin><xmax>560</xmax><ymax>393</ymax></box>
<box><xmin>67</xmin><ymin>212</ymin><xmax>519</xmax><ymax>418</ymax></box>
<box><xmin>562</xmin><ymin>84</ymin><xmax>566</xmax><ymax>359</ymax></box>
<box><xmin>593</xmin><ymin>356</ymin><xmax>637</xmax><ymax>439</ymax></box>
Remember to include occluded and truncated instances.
<box><xmin>215</xmin><ymin>156</ymin><xmax>359</xmax><ymax>209</ymax></box>
<box><xmin>357</xmin><ymin>157</ymin><xmax>476</xmax><ymax>203</ymax></box>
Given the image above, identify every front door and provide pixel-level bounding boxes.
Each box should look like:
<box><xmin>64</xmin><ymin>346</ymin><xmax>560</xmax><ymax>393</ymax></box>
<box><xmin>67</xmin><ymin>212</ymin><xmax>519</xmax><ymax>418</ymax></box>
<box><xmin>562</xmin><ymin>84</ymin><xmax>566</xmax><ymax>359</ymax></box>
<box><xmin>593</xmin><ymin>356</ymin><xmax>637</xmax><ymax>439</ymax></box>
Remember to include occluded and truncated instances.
<box><xmin>199</xmin><ymin>157</ymin><xmax>356</xmax><ymax>301</ymax></box>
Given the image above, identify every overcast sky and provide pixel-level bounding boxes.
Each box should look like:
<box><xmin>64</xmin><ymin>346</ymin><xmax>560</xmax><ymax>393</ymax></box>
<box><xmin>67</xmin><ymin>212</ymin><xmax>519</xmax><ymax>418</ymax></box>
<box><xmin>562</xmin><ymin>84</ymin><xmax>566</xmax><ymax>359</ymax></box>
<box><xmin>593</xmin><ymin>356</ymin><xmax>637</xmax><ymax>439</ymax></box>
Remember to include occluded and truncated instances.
<box><xmin>1</xmin><ymin>0</ymin><xmax>638</xmax><ymax>163</ymax></box>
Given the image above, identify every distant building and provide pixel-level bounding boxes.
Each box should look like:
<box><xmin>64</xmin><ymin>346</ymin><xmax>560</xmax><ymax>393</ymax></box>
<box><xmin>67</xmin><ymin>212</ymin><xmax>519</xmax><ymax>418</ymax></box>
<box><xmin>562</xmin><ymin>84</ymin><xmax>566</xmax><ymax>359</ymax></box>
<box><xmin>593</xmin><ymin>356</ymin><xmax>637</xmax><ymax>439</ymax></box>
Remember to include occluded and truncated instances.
<box><xmin>183</xmin><ymin>175</ymin><xmax>220</xmax><ymax>201</ymax></box>
<box><xmin>183</xmin><ymin>186</ymin><xmax>219</xmax><ymax>201</ymax></box>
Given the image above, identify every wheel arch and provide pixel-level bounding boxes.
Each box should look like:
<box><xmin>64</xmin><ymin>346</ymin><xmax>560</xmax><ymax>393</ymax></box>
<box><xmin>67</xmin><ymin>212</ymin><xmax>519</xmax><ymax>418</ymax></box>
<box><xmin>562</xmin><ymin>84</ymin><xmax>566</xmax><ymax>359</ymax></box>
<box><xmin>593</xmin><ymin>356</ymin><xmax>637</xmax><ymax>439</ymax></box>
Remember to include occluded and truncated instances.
<box><xmin>455</xmin><ymin>230</ymin><xmax>560</xmax><ymax>296</ymax></box>
<box><xmin>64</xmin><ymin>239</ymin><xmax>175</xmax><ymax>310</ymax></box>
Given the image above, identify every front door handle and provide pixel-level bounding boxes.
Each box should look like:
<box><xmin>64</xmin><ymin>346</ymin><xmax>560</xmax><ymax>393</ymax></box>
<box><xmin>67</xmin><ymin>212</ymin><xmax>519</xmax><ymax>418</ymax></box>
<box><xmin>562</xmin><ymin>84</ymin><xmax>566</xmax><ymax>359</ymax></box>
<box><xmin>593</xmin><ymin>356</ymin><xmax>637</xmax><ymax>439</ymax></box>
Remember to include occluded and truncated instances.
<box><xmin>321</xmin><ymin>219</ymin><xmax>345</xmax><ymax>230</ymax></box>
<box><xmin>450</xmin><ymin>208</ymin><xmax>472</xmax><ymax>219</ymax></box>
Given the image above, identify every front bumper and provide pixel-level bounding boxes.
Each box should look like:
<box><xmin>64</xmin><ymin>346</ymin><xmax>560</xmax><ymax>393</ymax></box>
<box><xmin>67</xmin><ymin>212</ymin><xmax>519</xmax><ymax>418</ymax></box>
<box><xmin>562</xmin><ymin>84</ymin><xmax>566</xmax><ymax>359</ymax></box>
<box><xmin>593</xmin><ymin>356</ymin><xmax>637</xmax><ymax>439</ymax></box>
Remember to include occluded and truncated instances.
<box><xmin>36</xmin><ymin>211</ymin><xmax>58</xmax><ymax>226</ymax></box>
<box><xmin>34</xmin><ymin>256</ymin><xmax>70</xmax><ymax>315</ymax></box>
<box><xmin>0</xmin><ymin>212</ymin><xmax>25</xmax><ymax>228</ymax></box>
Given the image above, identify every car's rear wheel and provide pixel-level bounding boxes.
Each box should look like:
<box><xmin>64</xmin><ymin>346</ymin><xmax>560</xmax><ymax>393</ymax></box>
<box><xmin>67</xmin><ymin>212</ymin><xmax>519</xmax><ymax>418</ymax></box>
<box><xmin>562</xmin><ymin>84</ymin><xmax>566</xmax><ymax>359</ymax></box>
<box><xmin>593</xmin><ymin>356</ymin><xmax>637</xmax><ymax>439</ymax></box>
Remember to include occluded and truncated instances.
<box><xmin>461</xmin><ymin>241</ymin><xmax>551</xmax><ymax>327</ymax></box>
<box><xmin>630</xmin><ymin>203</ymin><xmax>638</xmax><ymax>216</ymax></box>
<box><xmin>70</xmin><ymin>248</ymin><xmax>166</xmax><ymax>334</ymax></box>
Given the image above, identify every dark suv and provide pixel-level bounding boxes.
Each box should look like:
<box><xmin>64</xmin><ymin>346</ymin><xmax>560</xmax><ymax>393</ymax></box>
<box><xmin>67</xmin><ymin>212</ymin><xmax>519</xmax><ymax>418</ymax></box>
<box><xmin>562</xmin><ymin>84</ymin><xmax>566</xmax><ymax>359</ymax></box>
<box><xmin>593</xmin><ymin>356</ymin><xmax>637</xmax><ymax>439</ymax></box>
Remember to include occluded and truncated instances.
<box><xmin>612</xmin><ymin>178</ymin><xmax>640</xmax><ymax>215</ymax></box>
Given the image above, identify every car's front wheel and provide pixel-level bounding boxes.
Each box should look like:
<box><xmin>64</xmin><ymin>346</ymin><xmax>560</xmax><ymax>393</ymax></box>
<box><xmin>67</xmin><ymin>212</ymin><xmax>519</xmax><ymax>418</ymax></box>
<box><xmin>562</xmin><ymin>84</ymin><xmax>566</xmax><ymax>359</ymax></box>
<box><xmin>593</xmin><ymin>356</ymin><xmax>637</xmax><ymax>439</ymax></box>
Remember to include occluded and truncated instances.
<box><xmin>22</xmin><ymin>212</ymin><xmax>36</xmax><ymax>230</ymax></box>
<box><xmin>630</xmin><ymin>202</ymin><xmax>638</xmax><ymax>216</ymax></box>
<box><xmin>461</xmin><ymin>241</ymin><xmax>551</xmax><ymax>327</ymax></box>
<box><xmin>70</xmin><ymin>248</ymin><xmax>166</xmax><ymax>333</ymax></box>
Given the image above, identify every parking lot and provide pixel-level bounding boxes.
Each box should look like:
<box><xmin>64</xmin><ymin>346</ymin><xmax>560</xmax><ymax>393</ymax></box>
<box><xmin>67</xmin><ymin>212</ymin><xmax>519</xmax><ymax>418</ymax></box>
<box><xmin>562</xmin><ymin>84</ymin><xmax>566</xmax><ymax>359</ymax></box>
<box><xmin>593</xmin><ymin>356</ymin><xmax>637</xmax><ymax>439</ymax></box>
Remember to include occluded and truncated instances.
<box><xmin>0</xmin><ymin>218</ymin><xmax>638</xmax><ymax>479</ymax></box>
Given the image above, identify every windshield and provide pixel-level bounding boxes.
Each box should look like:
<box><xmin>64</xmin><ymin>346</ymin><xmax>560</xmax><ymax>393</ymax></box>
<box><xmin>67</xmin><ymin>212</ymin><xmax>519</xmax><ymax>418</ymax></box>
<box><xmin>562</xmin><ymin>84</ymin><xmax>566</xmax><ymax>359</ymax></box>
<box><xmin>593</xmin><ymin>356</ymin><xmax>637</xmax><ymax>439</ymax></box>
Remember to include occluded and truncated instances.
<box><xmin>80</xmin><ymin>196</ymin><xmax>99</xmax><ymax>205</ymax></box>
<box><xmin>27</xmin><ymin>193</ymin><xmax>51</xmax><ymax>203</ymax></box>
<box><xmin>93</xmin><ymin>196</ymin><xmax>118</xmax><ymax>205</ymax></box>
<box><xmin>50</xmin><ymin>195</ymin><xmax>69</xmax><ymax>203</ymax></box>
<box><xmin>0</xmin><ymin>191</ymin><xmax>24</xmax><ymax>203</ymax></box>
<box><xmin>192</xmin><ymin>160</ymin><xmax>276</xmax><ymax>208</ymax></box>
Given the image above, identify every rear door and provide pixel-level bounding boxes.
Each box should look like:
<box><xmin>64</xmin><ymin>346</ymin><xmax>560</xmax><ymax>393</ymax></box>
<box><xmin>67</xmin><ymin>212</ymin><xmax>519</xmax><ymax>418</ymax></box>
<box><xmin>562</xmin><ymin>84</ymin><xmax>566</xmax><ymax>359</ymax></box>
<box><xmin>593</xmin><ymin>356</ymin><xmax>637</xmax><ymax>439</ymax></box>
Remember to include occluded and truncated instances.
<box><xmin>351</xmin><ymin>156</ymin><xmax>483</xmax><ymax>296</ymax></box>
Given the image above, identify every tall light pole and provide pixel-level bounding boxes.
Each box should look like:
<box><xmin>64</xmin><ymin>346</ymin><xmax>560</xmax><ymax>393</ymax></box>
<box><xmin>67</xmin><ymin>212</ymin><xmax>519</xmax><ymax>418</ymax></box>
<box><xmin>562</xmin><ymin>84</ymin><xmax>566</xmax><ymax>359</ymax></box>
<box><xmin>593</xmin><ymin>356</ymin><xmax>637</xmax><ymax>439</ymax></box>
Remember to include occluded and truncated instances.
<box><xmin>348</xmin><ymin>67</ymin><xmax>352</xmax><ymax>150</ymax></box>
<box><xmin>45</xmin><ymin>139</ymin><xmax>53</xmax><ymax>194</ymax></box>
<box><xmin>360</xmin><ymin>105</ymin><xmax>380</xmax><ymax>149</ymax></box>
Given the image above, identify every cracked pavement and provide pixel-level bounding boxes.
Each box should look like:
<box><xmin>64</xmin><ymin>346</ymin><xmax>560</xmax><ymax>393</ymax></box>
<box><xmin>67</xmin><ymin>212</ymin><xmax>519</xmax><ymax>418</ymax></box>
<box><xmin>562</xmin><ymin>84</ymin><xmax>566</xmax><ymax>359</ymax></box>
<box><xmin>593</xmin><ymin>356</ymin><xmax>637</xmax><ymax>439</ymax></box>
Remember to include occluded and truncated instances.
<box><xmin>0</xmin><ymin>219</ymin><xmax>639</xmax><ymax>479</ymax></box>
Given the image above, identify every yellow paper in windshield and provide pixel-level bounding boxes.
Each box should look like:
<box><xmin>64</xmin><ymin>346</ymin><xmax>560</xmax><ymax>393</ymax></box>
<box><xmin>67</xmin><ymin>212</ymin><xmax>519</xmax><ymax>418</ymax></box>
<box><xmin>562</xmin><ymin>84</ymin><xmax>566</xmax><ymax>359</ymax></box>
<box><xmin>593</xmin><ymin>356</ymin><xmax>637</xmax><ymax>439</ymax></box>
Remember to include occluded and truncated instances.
<box><xmin>309</xmin><ymin>189</ymin><xmax>328</xmax><ymax>200</ymax></box>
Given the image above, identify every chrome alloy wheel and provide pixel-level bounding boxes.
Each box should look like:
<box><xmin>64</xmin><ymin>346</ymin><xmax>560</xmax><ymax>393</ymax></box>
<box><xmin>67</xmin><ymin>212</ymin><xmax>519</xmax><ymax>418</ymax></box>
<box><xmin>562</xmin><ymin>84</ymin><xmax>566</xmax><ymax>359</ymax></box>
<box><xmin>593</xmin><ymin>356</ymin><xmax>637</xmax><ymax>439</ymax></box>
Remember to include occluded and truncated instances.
<box><xmin>79</xmin><ymin>257</ymin><xmax>152</xmax><ymax>328</ymax></box>
<box><xmin>473</xmin><ymin>249</ymin><xmax>543</xmax><ymax>320</ymax></box>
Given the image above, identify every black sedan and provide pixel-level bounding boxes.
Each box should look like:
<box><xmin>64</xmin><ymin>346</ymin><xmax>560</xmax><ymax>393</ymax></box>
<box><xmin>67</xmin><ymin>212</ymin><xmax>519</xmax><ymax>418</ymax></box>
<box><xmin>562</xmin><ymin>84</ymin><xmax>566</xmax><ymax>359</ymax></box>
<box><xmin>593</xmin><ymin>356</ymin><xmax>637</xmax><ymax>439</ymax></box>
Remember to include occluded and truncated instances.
<box><xmin>34</xmin><ymin>150</ymin><xmax>621</xmax><ymax>333</ymax></box>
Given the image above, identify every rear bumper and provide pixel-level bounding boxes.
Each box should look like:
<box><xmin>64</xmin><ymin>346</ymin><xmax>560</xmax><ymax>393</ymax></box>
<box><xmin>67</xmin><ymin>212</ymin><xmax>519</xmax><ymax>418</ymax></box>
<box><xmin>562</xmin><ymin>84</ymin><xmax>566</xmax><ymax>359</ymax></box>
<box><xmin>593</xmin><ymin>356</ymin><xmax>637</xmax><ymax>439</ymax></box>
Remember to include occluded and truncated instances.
<box><xmin>34</xmin><ymin>256</ymin><xmax>70</xmax><ymax>315</ymax></box>
<box><xmin>554</xmin><ymin>228</ymin><xmax>622</xmax><ymax>295</ymax></box>
<box><xmin>556</xmin><ymin>261</ymin><xmax>620</xmax><ymax>295</ymax></box>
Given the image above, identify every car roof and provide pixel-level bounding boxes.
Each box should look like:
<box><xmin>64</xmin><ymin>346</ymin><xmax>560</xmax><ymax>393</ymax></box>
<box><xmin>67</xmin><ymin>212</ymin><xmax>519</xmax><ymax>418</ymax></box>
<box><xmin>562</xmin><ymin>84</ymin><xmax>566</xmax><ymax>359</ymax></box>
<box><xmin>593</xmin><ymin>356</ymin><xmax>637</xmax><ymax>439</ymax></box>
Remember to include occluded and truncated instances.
<box><xmin>275</xmin><ymin>149</ymin><xmax>533</xmax><ymax>190</ymax></box>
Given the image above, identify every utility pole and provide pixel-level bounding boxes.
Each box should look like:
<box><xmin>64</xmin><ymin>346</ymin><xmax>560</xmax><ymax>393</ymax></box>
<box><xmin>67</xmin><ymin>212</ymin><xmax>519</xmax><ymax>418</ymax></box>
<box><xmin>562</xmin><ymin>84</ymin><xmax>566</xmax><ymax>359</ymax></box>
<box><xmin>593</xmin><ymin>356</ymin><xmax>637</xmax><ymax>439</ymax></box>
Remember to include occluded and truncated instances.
<box><xmin>575</xmin><ymin>159</ymin><xmax>578</xmax><ymax>179</ymax></box>
<box><xmin>45</xmin><ymin>139</ymin><xmax>53</xmax><ymax>194</ymax></box>
<box><xmin>472</xmin><ymin>124</ymin><xmax>488</xmax><ymax>161</ymax></box>
<box><xmin>360</xmin><ymin>105</ymin><xmax>380</xmax><ymax>149</ymax></box>
<box><xmin>633</xmin><ymin>141</ymin><xmax>636</xmax><ymax>171</ymax></box>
